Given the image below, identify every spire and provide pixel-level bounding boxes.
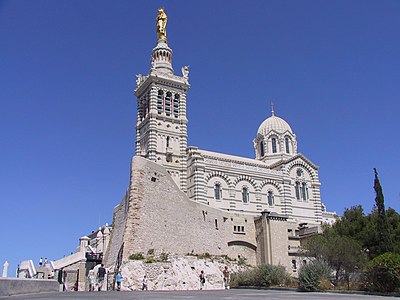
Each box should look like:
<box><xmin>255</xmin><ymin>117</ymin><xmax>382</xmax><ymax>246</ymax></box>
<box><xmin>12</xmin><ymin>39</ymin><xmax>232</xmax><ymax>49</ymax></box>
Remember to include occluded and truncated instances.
<box><xmin>271</xmin><ymin>102</ymin><xmax>275</xmax><ymax>116</ymax></box>
<box><xmin>151</xmin><ymin>8</ymin><xmax>174</xmax><ymax>75</ymax></box>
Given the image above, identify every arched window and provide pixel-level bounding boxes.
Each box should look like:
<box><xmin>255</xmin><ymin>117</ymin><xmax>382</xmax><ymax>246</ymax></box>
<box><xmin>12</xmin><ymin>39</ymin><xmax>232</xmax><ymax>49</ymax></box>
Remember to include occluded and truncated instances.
<box><xmin>165</xmin><ymin>92</ymin><xmax>171</xmax><ymax>116</ymax></box>
<box><xmin>173</xmin><ymin>94</ymin><xmax>179</xmax><ymax>117</ymax></box>
<box><xmin>285</xmin><ymin>137</ymin><xmax>290</xmax><ymax>154</ymax></box>
<box><xmin>267</xmin><ymin>191</ymin><xmax>274</xmax><ymax>206</ymax></box>
<box><xmin>214</xmin><ymin>183</ymin><xmax>222</xmax><ymax>200</ymax></box>
<box><xmin>260</xmin><ymin>142</ymin><xmax>265</xmax><ymax>157</ymax></box>
<box><xmin>157</xmin><ymin>90</ymin><xmax>164</xmax><ymax>114</ymax></box>
<box><xmin>302</xmin><ymin>182</ymin><xmax>308</xmax><ymax>201</ymax></box>
<box><xmin>272</xmin><ymin>138</ymin><xmax>277</xmax><ymax>153</ymax></box>
<box><xmin>295</xmin><ymin>182</ymin><xmax>301</xmax><ymax>201</ymax></box>
<box><xmin>242</xmin><ymin>187</ymin><xmax>249</xmax><ymax>203</ymax></box>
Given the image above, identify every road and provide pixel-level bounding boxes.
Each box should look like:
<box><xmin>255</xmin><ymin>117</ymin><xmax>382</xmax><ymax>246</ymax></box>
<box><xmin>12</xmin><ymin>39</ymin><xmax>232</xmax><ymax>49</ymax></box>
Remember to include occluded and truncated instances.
<box><xmin>0</xmin><ymin>289</ymin><xmax>394</xmax><ymax>300</ymax></box>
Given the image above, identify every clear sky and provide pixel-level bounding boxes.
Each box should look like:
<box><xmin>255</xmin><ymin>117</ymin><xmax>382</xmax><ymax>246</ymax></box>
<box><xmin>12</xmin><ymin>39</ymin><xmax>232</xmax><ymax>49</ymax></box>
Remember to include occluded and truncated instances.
<box><xmin>1</xmin><ymin>0</ymin><xmax>399</xmax><ymax>276</ymax></box>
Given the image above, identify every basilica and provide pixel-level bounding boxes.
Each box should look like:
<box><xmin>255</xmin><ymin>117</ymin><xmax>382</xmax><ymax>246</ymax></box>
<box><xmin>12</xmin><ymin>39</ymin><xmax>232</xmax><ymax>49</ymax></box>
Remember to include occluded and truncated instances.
<box><xmin>104</xmin><ymin>8</ymin><xmax>337</xmax><ymax>273</ymax></box>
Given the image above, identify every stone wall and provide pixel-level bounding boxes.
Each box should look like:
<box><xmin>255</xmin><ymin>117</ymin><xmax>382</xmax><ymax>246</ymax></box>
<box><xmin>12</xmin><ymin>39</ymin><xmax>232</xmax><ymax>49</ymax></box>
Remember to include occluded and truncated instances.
<box><xmin>104</xmin><ymin>191</ymin><xmax>128</xmax><ymax>268</ymax></box>
<box><xmin>0</xmin><ymin>278</ymin><xmax>58</xmax><ymax>297</ymax></box>
<box><xmin>105</xmin><ymin>156</ymin><xmax>258</xmax><ymax>267</ymax></box>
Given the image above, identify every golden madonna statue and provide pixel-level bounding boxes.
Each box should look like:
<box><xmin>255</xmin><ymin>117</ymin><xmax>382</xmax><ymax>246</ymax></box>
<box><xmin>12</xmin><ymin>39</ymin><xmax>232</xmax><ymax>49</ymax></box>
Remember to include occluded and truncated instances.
<box><xmin>156</xmin><ymin>8</ymin><xmax>168</xmax><ymax>40</ymax></box>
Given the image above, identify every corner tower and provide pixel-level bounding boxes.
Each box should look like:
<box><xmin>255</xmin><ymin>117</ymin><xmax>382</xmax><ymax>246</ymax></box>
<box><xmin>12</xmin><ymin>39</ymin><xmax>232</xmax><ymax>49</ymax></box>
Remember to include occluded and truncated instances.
<box><xmin>134</xmin><ymin>8</ymin><xmax>190</xmax><ymax>190</ymax></box>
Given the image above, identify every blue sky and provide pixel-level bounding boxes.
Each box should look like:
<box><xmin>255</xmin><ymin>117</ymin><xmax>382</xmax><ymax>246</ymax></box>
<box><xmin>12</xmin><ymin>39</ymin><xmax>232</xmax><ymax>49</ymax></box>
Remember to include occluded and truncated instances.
<box><xmin>1</xmin><ymin>0</ymin><xmax>399</xmax><ymax>275</ymax></box>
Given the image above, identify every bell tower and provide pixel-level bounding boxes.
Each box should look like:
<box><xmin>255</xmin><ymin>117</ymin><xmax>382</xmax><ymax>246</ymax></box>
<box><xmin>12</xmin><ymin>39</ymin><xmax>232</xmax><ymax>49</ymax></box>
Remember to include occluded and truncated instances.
<box><xmin>134</xmin><ymin>8</ymin><xmax>190</xmax><ymax>191</ymax></box>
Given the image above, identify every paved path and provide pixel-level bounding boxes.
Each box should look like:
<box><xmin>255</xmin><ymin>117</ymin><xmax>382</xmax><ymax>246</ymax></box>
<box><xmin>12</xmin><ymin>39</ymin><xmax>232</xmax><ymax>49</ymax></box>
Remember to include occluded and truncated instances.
<box><xmin>0</xmin><ymin>289</ymin><xmax>394</xmax><ymax>300</ymax></box>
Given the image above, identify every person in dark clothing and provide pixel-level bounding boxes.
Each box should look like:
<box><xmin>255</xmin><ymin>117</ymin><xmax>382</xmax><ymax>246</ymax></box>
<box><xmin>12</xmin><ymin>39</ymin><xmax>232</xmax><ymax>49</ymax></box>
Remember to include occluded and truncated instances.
<box><xmin>97</xmin><ymin>264</ymin><xmax>106</xmax><ymax>291</ymax></box>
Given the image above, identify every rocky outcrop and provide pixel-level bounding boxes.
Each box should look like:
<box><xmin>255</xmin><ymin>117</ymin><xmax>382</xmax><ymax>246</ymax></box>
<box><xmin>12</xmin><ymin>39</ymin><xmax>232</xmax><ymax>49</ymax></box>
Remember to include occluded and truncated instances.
<box><xmin>118</xmin><ymin>255</ymin><xmax>245</xmax><ymax>291</ymax></box>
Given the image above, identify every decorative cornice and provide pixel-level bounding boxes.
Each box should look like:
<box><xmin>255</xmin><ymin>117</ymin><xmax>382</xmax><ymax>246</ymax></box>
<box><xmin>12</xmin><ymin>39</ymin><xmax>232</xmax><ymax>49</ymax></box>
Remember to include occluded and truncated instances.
<box><xmin>270</xmin><ymin>153</ymin><xmax>319</xmax><ymax>171</ymax></box>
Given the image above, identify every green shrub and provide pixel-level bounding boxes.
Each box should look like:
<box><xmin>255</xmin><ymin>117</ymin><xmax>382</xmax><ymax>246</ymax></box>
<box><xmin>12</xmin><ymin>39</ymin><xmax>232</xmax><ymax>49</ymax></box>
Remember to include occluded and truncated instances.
<box><xmin>160</xmin><ymin>252</ymin><xmax>169</xmax><ymax>262</ymax></box>
<box><xmin>238</xmin><ymin>256</ymin><xmax>249</xmax><ymax>267</ymax></box>
<box><xmin>259</xmin><ymin>264</ymin><xmax>290</xmax><ymax>286</ymax></box>
<box><xmin>147</xmin><ymin>249</ymin><xmax>155</xmax><ymax>256</ymax></box>
<box><xmin>197</xmin><ymin>252</ymin><xmax>211</xmax><ymax>259</ymax></box>
<box><xmin>363</xmin><ymin>252</ymin><xmax>400</xmax><ymax>293</ymax></box>
<box><xmin>128</xmin><ymin>252</ymin><xmax>144</xmax><ymax>260</ymax></box>
<box><xmin>231</xmin><ymin>264</ymin><xmax>290</xmax><ymax>287</ymax></box>
<box><xmin>298</xmin><ymin>261</ymin><xmax>332</xmax><ymax>291</ymax></box>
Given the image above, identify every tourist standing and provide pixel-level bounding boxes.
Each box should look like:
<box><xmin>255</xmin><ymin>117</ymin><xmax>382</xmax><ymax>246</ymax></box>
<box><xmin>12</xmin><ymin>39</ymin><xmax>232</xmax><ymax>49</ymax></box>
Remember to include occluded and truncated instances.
<box><xmin>97</xmin><ymin>264</ymin><xmax>106</xmax><ymax>291</ymax></box>
<box><xmin>44</xmin><ymin>258</ymin><xmax>48</xmax><ymax>266</ymax></box>
<box><xmin>223</xmin><ymin>266</ymin><xmax>230</xmax><ymax>289</ymax></box>
<box><xmin>116</xmin><ymin>271</ymin><xmax>123</xmax><ymax>291</ymax></box>
<box><xmin>87</xmin><ymin>269</ymin><xmax>96</xmax><ymax>291</ymax></box>
<box><xmin>199</xmin><ymin>270</ymin><xmax>205</xmax><ymax>290</ymax></box>
<box><xmin>39</xmin><ymin>258</ymin><xmax>43</xmax><ymax>267</ymax></box>
<box><xmin>142</xmin><ymin>275</ymin><xmax>148</xmax><ymax>290</ymax></box>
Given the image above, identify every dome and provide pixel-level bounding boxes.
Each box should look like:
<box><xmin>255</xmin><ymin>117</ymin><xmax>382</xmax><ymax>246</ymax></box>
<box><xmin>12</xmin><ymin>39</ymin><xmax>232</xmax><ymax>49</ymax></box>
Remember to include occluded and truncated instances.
<box><xmin>257</xmin><ymin>114</ymin><xmax>293</xmax><ymax>136</ymax></box>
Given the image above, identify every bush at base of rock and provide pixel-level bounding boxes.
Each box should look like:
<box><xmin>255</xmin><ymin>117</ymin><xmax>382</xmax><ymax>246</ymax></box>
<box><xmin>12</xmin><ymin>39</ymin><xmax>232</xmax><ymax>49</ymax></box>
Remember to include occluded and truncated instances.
<box><xmin>298</xmin><ymin>261</ymin><xmax>332</xmax><ymax>292</ymax></box>
<box><xmin>363</xmin><ymin>252</ymin><xmax>400</xmax><ymax>293</ymax></box>
<box><xmin>231</xmin><ymin>264</ymin><xmax>291</xmax><ymax>287</ymax></box>
<box><xmin>129</xmin><ymin>252</ymin><xmax>145</xmax><ymax>260</ymax></box>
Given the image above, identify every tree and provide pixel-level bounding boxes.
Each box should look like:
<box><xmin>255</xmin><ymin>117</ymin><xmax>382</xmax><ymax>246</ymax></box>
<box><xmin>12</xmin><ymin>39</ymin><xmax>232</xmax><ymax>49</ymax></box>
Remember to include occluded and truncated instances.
<box><xmin>333</xmin><ymin>205</ymin><xmax>368</xmax><ymax>242</ymax></box>
<box><xmin>363</xmin><ymin>252</ymin><xmax>400</xmax><ymax>292</ymax></box>
<box><xmin>373</xmin><ymin>168</ymin><xmax>392</xmax><ymax>254</ymax></box>
<box><xmin>302</xmin><ymin>226</ymin><xmax>365</xmax><ymax>287</ymax></box>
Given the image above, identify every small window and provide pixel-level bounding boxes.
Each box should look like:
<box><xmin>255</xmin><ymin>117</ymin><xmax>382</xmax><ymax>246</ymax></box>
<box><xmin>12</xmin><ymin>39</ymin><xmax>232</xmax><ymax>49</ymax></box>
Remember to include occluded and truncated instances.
<box><xmin>166</xmin><ymin>136</ymin><xmax>170</xmax><ymax>148</ymax></box>
<box><xmin>157</xmin><ymin>90</ymin><xmax>164</xmax><ymax>114</ymax></box>
<box><xmin>173</xmin><ymin>94</ymin><xmax>179</xmax><ymax>117</ymax></box>
<box><xmin>215</xmin><ymin>219</ymin><xmax>218</xmax><ymax>230</ymax></box>
<box><xmin>272</xmin><ymin>138</ymin><xmax>277</xmax><ymax>153</ymax></box>
<box><xmin>292</xmin><ymin>259</ymin><xmax>297</xmax><ymax>270</ymax></box>
<box><xmin>260</xmin><ymin>142</ymin><xmax>265</xmax><ymax>157</ymax></box>
<box><xmin>242</xmin><ymin>187</ymin><xmax>249</xmax><ymax>203</ymax></box>
<box><xmin>285</xmin><ymin>137</ymin><xmax>290</xmax><ymax>154</ymax></box>
<box><xmin>295</xmin><ymin>182</ymin><xmax>301</xmax><ymax>201</ymax></box>
<box><xmin>165</xmin><ymin>92</ymin><xmax>172</xmax><ymax>116</ymax></box>
<box><xmin>267</xmin><ymin>191</ymin><xmax>274</xmax><ymax>206</ymax></box>
<box><xmin>302</xmin><ymin>182</ymin><xmax>308</xmax><ymax>201</ymax></box>
<box><xmin>214</xmin><ymin>183</ymin><xmax>222</xmax><ymax>200</ymax></box>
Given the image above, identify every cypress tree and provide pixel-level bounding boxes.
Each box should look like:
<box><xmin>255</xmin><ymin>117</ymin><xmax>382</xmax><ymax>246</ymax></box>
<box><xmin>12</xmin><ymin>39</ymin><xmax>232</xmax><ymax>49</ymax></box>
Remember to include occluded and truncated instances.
<box><xmin>373</xmin><ymin>168</ymin><xmax>392</xmax><ymax>254</ymax></box>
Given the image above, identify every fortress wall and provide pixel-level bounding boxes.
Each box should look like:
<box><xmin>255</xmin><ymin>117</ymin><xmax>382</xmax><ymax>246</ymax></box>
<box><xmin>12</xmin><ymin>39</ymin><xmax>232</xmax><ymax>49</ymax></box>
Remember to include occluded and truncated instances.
<box><xmin>104</xmin><ymin>193</ymin><xmax>128</xmax><ymax>267</ymax></box>
<box><xmin>269</xmin><ymin>218</ymin><xmax>290</xmax><ymax>270</ymax></box>
<box><xmin>108</xmin><ymin>156</ymin><xmax>258</xmax><ymax>266</ymax></box>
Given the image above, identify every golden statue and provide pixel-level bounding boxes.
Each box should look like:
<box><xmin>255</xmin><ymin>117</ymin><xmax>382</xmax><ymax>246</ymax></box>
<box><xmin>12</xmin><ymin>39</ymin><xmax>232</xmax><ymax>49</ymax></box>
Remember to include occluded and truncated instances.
<box><xmin>156</xmin><ymin>8</ymin><xmax>168</xmax><ymax>40</ymax></box>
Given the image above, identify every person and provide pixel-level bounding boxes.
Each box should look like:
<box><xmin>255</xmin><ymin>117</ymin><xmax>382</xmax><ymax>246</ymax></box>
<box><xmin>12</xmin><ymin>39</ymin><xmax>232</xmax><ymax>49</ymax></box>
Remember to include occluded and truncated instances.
<box><xmin>199</xmin><ymin>270</ymin><xmax>205</xmax><ymax>290</ymax></box>
<box><xmin>142</xmin><ymin>275</ymin><xmax>148</xmax><ymax>291</ymax></box>
<box><xmin>57</xmin><ymin>269</ymin><xmax>63</xmax><ymax>291</ymax></box>
<box><xmin>44</xmin><ymin>258</ymin><xmax>48</xmax><ymax>266</ymax></box>
<box><xmin>63</xmin><ymin>270</ymin><xmax>68</xmax><ymax>291</ymax></box>
<box><xmin>223</xmin><ymin>266</ymin><xmax>230</xmax><ymax>289</ymax></box>
<box><xmin>88</xmin><ymin>269</ymin><xmax>96</xmax><ymax>292</ymax></box>
<box><xmin>39</xmin><ymin>258</ymin><xmax>43</xmax><ymax>267</ymax></box>
<box><xmin>116</xmin><ymin>271</ymin><xmax>123</xmax><ymax>291</ymax></box>
<box><xmin>97</xmin><ymin>264</ymin><xmax>106</xmax><ymax>291</ymax></box>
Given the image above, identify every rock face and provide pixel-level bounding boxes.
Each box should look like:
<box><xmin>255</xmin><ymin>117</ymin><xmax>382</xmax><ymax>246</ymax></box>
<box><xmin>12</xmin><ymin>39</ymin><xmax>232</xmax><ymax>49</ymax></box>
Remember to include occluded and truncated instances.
<box><xmin>118</xmin><ymin>256</ymin><xmax>244</xmax><ymax>291</ymax></box>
